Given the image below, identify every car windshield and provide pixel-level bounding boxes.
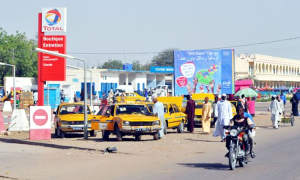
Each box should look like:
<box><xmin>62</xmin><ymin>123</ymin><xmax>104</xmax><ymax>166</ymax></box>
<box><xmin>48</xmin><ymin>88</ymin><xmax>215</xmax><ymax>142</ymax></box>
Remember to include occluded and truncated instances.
<box><xmin>59</xmin><ymin>105</ymin><xmax>91</xmax><ymax>115</ymax></box>
<box><xmin>116</xmin><ymin>105</ymin><xmax>149</xmax><ymax>115</ymax></box>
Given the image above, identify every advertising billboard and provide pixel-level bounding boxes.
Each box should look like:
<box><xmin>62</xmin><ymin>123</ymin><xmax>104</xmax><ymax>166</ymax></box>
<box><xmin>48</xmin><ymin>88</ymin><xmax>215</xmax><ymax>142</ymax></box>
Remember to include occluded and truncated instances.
<box><xmin>41</xmin><ymin>35</ymin><xmax>66</xmax><ymax>81</ymax></box>
<box><xmin>174</xmin><ymin>49</ymin><xmax>235</xmax><ymax>96</ymax></box>
<box><xmin>42</xmin><ymin>7</ymin><xmax>67</xmax><ymax>32</ymax></box>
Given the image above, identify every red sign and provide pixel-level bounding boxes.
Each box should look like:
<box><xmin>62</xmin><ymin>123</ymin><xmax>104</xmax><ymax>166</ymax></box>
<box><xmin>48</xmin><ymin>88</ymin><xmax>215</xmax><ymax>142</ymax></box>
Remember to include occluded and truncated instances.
<box><xmin>41</xmin><ymin>35</ymin><xmax>66</xmax><ymax>81</ymax></box>
<box><xmin>33</xmin><ymin>109</ymin><xmax>48</xmax><ymax>126</ymax></box>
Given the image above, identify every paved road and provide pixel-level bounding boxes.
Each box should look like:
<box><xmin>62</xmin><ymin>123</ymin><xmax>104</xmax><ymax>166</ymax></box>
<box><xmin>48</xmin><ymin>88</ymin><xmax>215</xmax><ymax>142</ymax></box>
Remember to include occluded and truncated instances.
<box><xmin>0</xmin><ymin>118</ymin><xmax>299</xmax><ymax>180</ymax></box>
<box><xmin>255</xmin><ymin>101</ymin><xmax>293</xmax><ymax>112</ymax></box>
<box><xmin>125</xmin><ymin>120</ymin><xmax>300</xmax><ymax>180</ymax></box>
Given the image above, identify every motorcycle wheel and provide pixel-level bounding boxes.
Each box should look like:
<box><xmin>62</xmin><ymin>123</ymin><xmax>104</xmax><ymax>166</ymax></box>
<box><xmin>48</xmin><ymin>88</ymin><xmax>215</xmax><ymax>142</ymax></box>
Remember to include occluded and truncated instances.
<box><xmin>238</xmin><ymin>160</ymin><xmax>245</xmax><ymax>167</ymax></box>
<box><xmin>229</xmin><ymin>145</ymin><xmax>237</xmax><ymax>170</ymax></box>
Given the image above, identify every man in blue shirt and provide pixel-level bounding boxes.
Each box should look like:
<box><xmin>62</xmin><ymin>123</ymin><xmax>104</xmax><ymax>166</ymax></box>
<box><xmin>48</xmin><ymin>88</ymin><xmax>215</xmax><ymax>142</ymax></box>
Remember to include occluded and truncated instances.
<box><xmin>280</xmin><ymin>92</ymin><xmax>287</xmax><ymax>105</ymax></box>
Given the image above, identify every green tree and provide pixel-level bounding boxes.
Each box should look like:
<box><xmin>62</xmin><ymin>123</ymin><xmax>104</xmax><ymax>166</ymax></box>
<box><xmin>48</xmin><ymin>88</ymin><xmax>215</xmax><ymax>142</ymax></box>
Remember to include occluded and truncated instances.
<box><xmin>99</xmin><ymin>59</ymin><xmax>123</xmax><ymax>69</ymax></box>
<box><xmin>0</xmin><ymin>28</ymin><xmax>37</xmax><ymax>85</ymax></box>
<box><xmin>132</xmin><ymin>60</ymin><xmax>142</xmax><ymax>70</ymax></box>
<box><xmin>151</xmin><ymin>48</ymin><xmax>179</xmax><ymax>67</ymax></box>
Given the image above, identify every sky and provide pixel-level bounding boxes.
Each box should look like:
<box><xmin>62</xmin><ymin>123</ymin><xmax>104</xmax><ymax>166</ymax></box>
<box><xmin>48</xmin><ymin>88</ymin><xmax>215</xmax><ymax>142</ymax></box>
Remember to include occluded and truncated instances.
<box><xmin>1</xmin><ymin>0</ymin><xmax>300</xmax><ymax>68</ymax></box>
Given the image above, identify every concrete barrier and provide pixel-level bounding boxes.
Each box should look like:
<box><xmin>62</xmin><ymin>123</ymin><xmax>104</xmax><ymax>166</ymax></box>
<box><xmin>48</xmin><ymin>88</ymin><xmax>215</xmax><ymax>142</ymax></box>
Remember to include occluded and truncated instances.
<box><xmin>8</xmin><ymin>109</ymin><xmax>29</xmax><ymax>131</ymax></box>
<box><xmin>3</xmin><ymin>101</ymin><xmax>12</xmax><ymax>112</ymax></box>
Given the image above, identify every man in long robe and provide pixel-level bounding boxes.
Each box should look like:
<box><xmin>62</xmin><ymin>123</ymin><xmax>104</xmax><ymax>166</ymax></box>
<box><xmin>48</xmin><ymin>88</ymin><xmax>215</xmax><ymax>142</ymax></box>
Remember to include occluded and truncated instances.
<box><xmin>213</xmin><ymin>94</ymin><xmax>233</xmax><ymax>141</ymax></box>
<box><xmin>269</xmin><ymin>95</ymin><xmax>280</xmax><ymax>129</ymax></box>
<box><xmin>290</xmin><ymin>93</ymin><xmax>299</xmax><ymax>116</ymax></box>
<box><xmin>202</xmin><ymin>97</ymin><xmax>212</xmax><ymax>134</ymax></box>
<box><xmin>185</xmin><ymin>95</ymin><xmax>195</xmax><ymax>133</ymax></box>
<box><xmin>153</xmin><ymin>97</ymin><xmax>165</xmax><ymax>138</ymax></box>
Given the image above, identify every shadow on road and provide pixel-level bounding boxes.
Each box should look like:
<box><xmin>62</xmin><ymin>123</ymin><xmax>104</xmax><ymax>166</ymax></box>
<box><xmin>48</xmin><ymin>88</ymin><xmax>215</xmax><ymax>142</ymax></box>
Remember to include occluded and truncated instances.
<box><xmin>178</xmin><ymin>163</ymin><xmax>229</xmax><ymax>171</ymax></box>
<box><xmin>0</xmin><ymin>137</ymin><xmax>116</xmax><ymax>153</ymax></box>
<box><xmin>185</xmin><ymin>138</ymin><xmax>220</xmax><ymax>143</ymax></box>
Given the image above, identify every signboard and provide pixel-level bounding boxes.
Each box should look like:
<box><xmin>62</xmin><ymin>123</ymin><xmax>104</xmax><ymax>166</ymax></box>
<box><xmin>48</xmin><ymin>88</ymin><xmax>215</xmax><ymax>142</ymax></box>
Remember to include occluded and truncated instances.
<box><xmin>174</xmin><ymin>49</ymin><xmax>235</xmax><ymax>96</ymax></box>
<box><xmin>150</xmin><ymin>66</ymin><xmax>174</xmax><ymax>73</ymax></box>
<box><xmin>42</xmin><ymin>7</ymin><xmax>67</xmax><ymax>32</ymax></box>
<box><xmin>30</xmin><ymin>106</ymin><xmax>51</xmax><ymax>140</ymax></box>
<box><xmin>41</xmin><ymin>35</ymin><xmax>66</xmax><ymax>81</ymax></box>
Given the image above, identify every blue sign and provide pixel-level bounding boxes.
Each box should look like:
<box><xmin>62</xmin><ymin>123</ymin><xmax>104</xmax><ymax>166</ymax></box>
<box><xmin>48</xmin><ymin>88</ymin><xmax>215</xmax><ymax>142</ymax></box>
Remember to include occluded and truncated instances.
<box><xmin>73</xmin><ymin>78</ymin><xmax>79</xmax><ymax>83</ymax></box>
<box><xmin>174</xmin><ymin>49</ymin><xmax>235</xmax><ymax>96</ymax></box>
<box><xmin>150</xmin><ymin>66</ymin><xmax>174</xmax><ymax>73</ymax></box>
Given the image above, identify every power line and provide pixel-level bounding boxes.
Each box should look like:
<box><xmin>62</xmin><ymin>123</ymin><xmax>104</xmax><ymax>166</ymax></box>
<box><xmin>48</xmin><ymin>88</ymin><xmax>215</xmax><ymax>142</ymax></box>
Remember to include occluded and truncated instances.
<box><xmin>66</xmin><ymin>36</ymin><xmax>300</xmax><ymax>55</ymax></box>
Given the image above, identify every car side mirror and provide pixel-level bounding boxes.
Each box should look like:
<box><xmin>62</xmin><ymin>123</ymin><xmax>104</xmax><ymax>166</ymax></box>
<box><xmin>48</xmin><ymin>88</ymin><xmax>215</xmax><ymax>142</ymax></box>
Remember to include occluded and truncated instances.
<box><xmin>53</xmin><ymin>111</ymin><xmax>56</xmax><ymax>115</ymax></box>
<box><xmin>106</xmin><ymin>111</ymin><xmax>111</xmax><ymax>117</ymax></box>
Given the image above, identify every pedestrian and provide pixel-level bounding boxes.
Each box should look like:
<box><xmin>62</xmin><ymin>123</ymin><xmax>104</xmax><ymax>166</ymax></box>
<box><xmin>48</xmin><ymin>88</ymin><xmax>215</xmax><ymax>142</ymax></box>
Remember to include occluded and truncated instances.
<box><xmin>153</xmin><ymin>97</ymin><xmax>165</xmax><ymax>139</ymax></box>
<box><xmin>280</xmin><ymin>92</ymin><xmax>287</xmax><ymax>106</ymax></box>
<box><xmin>241</xmin><ymin>94</ymin><xmax>248</xmax><ymax>112</ymax></box>
<box><xmin>121</xmin><ymin>92</ymin><xmax>125</xmax><ymax>103</ymax></box>
<box><xmin>185</xmin><ymin>95</ymin><xmax>195</xmax><ymax>133</ymax></box>
<box><xmin>144</xmin><ymin>88</ymin><xmax>148</xmax><ymax>99</ymax></box>
<box><xmin>74</xmin><ymin>92</ymin><xmax>78</xmax><ymax>102</ymax></box>
<box><xmin>211</xmin><ymin>96</ymin><xmax>219</xmax><ymax>127</ymax></box>
<box><xmin>277</xmin><ymin>95</ymin><xmax>284</xmax><ymax>125</ymax></box>
<box><xmin>268</xmin><ymin>95</ymin><xmax>280</xmax><ymax>129</ymax></box>
<box><xmin>202</xmin><ymin>97</ymin><xmax>212</xmax><ymax>134</ymax></box>
<box><xmin>16</xmin><ymin>92</ymin><xmax>20</xmax><ymax>109</ymax></box>
<box><xmin>213</xmin><ymin>94</ymin><xmax>233</xmax><ymax>142</ymax></box>
<box><xmin>290</xmin><ymin>93</ymin><xmax>299</xmax><ymax>116</ymax></box>
<box><xmin>108</xmin><ymin>89</ymin><xmax>114</xmax><ymax>104</ymax></box>
<box><xmin>80</xmin><ymin>89</ymin><xmax>84</xmax><ymax>101</ymax></box>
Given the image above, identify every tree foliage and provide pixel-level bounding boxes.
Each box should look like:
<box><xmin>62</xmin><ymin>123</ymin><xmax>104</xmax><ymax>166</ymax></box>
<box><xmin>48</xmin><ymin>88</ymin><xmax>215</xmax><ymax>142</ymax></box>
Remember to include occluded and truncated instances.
<box><xmin>151</xmin><ymin>48</ymin><xmax>179</xmax><ymax>67</ymax></box>
<box><xmin>98</xmin><ymin>59</ymin><xmax>123</xmax><ymax>69</ymax></box>
<box><xmin>0</xmin><ymin>28</ymin><xmax>38</xmax><ymax>85</ymax></box>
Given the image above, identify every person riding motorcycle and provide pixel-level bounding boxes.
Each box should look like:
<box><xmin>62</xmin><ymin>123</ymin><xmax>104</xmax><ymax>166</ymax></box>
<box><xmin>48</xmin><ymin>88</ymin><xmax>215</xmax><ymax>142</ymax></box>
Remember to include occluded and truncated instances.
<box><xmin>226</xmin><ymin>105</ymin><xmax>254</xmax><ymax>160</ymax></box>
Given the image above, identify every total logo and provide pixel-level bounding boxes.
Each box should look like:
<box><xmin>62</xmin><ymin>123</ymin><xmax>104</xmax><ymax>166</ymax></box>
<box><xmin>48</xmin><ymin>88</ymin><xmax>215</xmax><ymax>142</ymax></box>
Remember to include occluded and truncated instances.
<box><xmin>42</xmin><ymin>7</ymin><xmax>67</xmax><ymax>32</ymax></box>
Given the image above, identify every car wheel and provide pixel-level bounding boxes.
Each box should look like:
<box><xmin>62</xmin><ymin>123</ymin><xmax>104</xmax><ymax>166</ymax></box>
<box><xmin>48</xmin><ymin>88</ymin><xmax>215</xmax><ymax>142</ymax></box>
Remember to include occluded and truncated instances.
<box><xmin>153</xmin><ymin>132</ymin><xmax>159</xmax><ymax>140</ymax></box>
<box><xmin>114</xmin><ymin>123</ymin><xmax>122</xmax><ymax>141</ymax></box>
<box><xmin>164</xmin><ymin>121</ymin><xmax>168</xmax><ymax>135</ymax></box>
<box><xmin>102</xmin><ymin>130</ymin><xmax>110</xmax><ymax>141</ymax></box>
<box><xmin>90</xmin><ymin>130</ymin><xmax>97</xmax><ymax>137</ymax></box>
<box><xmin>56</xmin><ymin>126</ymin><xmax>65</xmax><ymax>138</ymax></box>
<box><xmin>177</xmin><ymin>121</ymin><xmax>184</xmax><ymax>133</ymax></box>
<box><xmin>135</xmin><ymin>134</ymin><xmax>142</xmax><ymax>141</ymax></box>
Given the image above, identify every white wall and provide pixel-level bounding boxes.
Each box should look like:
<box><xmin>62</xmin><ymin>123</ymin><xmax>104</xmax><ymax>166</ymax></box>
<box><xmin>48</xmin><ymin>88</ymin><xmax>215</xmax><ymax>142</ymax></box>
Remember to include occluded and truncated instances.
<box><xmin>4</xmin><ymin>77</ymin><xmax>37</xmax><ymax>93</ymax></box>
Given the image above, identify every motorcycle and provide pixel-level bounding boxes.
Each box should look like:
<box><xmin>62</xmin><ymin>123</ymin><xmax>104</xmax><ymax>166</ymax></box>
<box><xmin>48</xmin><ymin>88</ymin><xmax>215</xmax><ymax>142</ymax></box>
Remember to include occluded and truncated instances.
<box><xmin>224</xmin><ymin>126</ymin><xmax>251</xmax><ymax>170</ymax></box>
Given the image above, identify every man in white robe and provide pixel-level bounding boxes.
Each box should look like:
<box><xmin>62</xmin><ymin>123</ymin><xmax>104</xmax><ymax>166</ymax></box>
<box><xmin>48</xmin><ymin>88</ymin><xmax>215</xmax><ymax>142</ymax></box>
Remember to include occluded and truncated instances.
<box><xmin>213</xmin><ymin>94</ymin><xmax>233</xmax><ymax>141</ymax></box>
<box><xmin>269</xmin><ymin>95</ymin><xmax>280</xmax><ymax>129</ymax></box>
<box><xmin>153</xmin><ymin>97</ymin><xmax>165</xmax><ymax>138</ymax></box>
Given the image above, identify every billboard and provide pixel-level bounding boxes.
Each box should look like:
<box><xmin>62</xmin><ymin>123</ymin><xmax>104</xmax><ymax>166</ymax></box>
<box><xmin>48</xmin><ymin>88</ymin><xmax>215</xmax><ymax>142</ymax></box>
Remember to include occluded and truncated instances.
<box><xmin>174</xmin><ymin>49</ymin><xmax>235</xmax><ymax>96</ymax></box>
<box><xmin>42</xmin><ymin>7</ymin><xmax>67</xmax><ymax>32</ymax></box>
<box><xmin>41</xmin><ymin>35</ymin><xmax>66</xmax><ymax>81</ymax></box>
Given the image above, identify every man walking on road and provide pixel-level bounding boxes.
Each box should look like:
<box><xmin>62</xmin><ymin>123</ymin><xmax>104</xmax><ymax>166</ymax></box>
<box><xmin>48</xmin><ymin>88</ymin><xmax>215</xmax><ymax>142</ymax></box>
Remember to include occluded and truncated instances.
<box><xmin>153</xmin><ymin>97</ymin><xmax>165</xmax><ymax>139</ymax></box>
<box><xmin>202</xmin><ymin>97</ymin><xmax>212</xmax><ymax>134</ymax></box>
<box><xmin>185</xmin><ymin>95</ymin><xmax>195</xmax><ymax>133</ymax></box>
<box><xmin>280</xmin><ymin>92</ymin><xmax>286</xmax><ymax>106</ymax></box>
<box><xmin>211</xmin><ymin>96</ymin><xmax>219</xmax><ymax>127</ymax></box>
<box><xmin>213</xmin><ymin>94</ymin><xmax>233</xmax><ymax>142</ymax></box>
<box><xmin>269</xmin><ymin>95</ymin><xmax>280</xmax><ymax>129</ymax></box>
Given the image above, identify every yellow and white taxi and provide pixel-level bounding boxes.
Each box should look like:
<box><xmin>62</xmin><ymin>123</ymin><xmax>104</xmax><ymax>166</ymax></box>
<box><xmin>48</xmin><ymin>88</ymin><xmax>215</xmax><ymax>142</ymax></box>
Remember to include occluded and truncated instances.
<box><xmin>54</xmin><ymin>103</ymin><xmax>97</xmax><ymax>138</ymax></box>
<box><xmin>91</xmin><ymin>103</ymin><xmax>161</xmax><ymax>141</ymax></box>
<box><xmin>116</xmin><ymin>92</ymin><xmax>146</xmax><ymax>103</ymax></box>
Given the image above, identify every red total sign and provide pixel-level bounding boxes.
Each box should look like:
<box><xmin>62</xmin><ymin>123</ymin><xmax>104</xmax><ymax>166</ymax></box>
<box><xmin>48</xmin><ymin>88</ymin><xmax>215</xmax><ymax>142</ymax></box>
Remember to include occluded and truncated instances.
<box><xmin>41</xmin><ymin>35</ymin><xmax>66</xmax><ymax>81</ymax></box>
<box><xmin>33</xmin><ymin>109</ymin><xmax>48</xmax><ymax>126</ymax></box>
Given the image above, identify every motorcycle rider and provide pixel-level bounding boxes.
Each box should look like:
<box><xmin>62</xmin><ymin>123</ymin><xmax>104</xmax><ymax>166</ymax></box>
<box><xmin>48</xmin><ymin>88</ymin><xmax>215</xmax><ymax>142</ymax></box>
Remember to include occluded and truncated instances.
<box><xmin>226</xmin><ymin>105</ymin><xmax>254</xmax><ymax>160</ymax></box>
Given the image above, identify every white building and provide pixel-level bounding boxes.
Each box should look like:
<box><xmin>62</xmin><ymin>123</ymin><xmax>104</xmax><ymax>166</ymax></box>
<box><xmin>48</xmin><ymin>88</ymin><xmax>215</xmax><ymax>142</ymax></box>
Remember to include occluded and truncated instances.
<box><xmin>235</xmin><ymin>53</ymin><xmax>300</xmax><ymax>88</ymax></box>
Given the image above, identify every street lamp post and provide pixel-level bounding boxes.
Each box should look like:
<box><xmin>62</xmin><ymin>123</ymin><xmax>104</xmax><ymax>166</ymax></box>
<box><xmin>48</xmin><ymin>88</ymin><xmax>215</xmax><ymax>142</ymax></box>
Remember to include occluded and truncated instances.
<box><xmin>66</xmin><ymin>64</ymin><xmax>93</xmax><ymax>107</ymax></box>
<box><xmin>35</xmin><ymin>48</ymin><xmax>89</xmax><ymax>140</ymax></box>
<box><xmin>0</xmin><ymin>62</ymin><xmax>16</xmax><ymax>110</ymax></box>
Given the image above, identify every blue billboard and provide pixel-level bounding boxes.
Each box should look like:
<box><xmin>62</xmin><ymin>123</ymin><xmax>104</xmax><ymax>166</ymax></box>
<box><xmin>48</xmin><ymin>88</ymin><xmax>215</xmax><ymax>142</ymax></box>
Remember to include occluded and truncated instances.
<box><xmin>174</xmin><ymin>49</ymin><xmax>235</xmax><ymax>96</ymax></box>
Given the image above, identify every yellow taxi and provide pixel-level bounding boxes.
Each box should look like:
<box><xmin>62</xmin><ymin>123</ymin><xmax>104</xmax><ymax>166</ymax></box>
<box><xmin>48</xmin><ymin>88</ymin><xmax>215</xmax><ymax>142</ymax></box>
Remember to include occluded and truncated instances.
<box><xmin>181</xmin><ymin>93</ymin><xmax>237</xmax><ymax>126</ymax></box>
<box><xmin>91</xmin><ymin>103</ymin><xmax>161</xmax><ymax>141</ymax></box>
<box><xmin>146</xmin><ymin>101</ymin><xmax>187</xmax><ymax>134</ymax></box>
<box><xmin>116</xmin><ymin>92</ymin><xmax>146</xmax><ymax>103</ymax></box>
<box><xmin>54</xmin><ymin>103</ymin><xmax>97</xmax><ymax>138</ymax></box>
